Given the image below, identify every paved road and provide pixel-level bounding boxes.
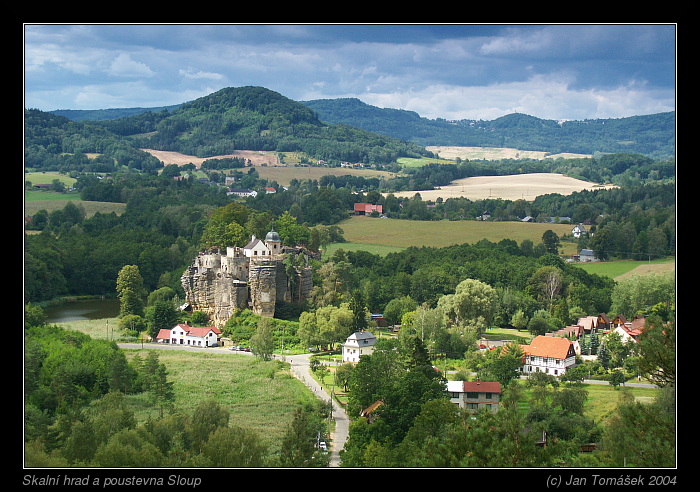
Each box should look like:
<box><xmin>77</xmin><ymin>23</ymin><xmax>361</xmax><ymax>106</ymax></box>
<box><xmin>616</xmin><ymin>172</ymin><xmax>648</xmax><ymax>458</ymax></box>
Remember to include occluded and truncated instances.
<box><xmin>119</xmin><ymin>343</ymin><xmax>349</xmax><ymax>467</ymax></box>
<box><xmin>287</xmin><ymin>353</ymin><xmax>349</xmax><ymax>467</ymax></box>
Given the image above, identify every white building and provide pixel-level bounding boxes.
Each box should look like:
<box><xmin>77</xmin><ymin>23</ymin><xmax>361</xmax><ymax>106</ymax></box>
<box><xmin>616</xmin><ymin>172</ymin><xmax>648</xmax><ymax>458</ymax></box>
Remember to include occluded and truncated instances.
<box><xmin>156</xmin><ymin>323</ymin><xmax>222</xmax><ymax>347</ymax></box>
<box><xmin>342</xmin><ymin>330</ymin><xmax>377</xmax><ymax>363</ymax></box>
<box><xmin>521</xmin><ymin>335</ymin><xmax>577</xmax><ymax>377</ymax></box>
<box><xmin>447</xmin><ymin>380</ymin><xmax>502</xmax><ymax>413</ymax></box>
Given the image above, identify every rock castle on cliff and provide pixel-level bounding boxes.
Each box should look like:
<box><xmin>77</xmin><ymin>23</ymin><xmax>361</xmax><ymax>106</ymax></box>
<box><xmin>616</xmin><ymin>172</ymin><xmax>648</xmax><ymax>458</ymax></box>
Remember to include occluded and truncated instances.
<box><xmin>181</xmin><ymin>227</ymin><xmax>313</xmax><ymax>326</ymax></box>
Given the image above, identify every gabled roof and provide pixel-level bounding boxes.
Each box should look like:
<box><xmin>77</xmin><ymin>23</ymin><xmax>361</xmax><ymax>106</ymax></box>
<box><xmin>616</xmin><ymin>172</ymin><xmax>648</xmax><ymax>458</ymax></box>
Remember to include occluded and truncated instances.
<box><xmin>244</xmin><ymin>237</ymin><xmax>265</xmax><ymax>250</ymax></box>
<box><xmin>577</xmin><ymin>316</ymin><xmax>598</xmax><ymax>331</ymax></box>
<box><xmin>360</xmin><ymin>400</ymin><xmax>383</xmax><ymax>417</ymax></box>
<box><xmin>524</xmin><ymin>336</ymin><xmax>574</xmax><ymax>360</ymax></box>
<box><xmin>186</xmin><ymin>326</ymin><xmax>221</xmax><ymax>338</ymax></box>
<box><xmin>171</xmin><ymin>323</ymin><xmax>221</xmax><ymax>338</ymax></box>
<box><xmin>346</xmin><ymin>330</ymin><xmax>376</xmax><ymax>342</ymax></box>
<box><xmin>156</xmin><ymin>329</ymin><xmax>171</xmax><ymax>340</ymax></box>
<box><xmin>462</xmin><ymin>381</ymin><xmax>501</xmax><ymax>394</ymax></box>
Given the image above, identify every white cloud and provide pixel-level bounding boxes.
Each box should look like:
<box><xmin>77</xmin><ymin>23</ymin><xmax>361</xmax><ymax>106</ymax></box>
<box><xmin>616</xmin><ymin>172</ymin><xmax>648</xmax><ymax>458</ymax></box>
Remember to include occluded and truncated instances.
<box><xmin>360</xmin><ymin>73</ymin><xmax>675</xmax><ymax>121</ymax></box>
<box><xmin>179</xmin><ymin>68</ymin><xmax>224</xmax><ymax>80</ymax></box>
<box><xmin>108</xmin><ymin>53</ymin><xmax>154</xmax><ymax>78</ymax></box>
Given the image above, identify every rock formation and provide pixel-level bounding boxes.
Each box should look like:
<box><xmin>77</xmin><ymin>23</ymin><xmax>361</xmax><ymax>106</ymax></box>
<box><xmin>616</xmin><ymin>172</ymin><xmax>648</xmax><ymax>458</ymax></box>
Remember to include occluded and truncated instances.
<box><xmin>180</xmin><ymin>228</ymin><xmax>313</xmax><ymax>326</ymax></box>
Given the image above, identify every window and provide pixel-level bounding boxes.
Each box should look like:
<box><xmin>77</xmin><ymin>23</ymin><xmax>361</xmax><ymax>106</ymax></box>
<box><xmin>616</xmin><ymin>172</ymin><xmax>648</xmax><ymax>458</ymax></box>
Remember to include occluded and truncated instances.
<box><xmin>466</xmin><ymin>392</ymin><xmax>479</xmax><ymax>399</ymax></box>
<box><xmin>485</xmin><ymin>393</ymin><xmax>492</xmax><ymax>400</ymax></box>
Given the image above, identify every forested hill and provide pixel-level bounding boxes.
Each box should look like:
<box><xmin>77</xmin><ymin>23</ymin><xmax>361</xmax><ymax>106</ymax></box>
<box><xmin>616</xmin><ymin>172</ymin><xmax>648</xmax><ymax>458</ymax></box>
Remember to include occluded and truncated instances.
<box><xmin>44</xmin><ymin>86</ymin><xmax>674</xmax><ymax>160</ymax></box>
<box><xmin>302</xmin><ymin>98</ymin><xmax>675</xmax><ymax>159</ymax></box>
<box><xmin>92</xmin><ymin>86</ymin><xmax>433</xmax><ymax>165</ymax></box>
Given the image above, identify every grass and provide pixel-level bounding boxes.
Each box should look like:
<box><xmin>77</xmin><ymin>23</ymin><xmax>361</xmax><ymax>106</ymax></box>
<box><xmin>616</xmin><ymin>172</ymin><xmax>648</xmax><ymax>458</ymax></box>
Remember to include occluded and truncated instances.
<box><xmin>573</xmin><ymin>257</ymin><xmax>675</xmax><ymax>279</ymax></box>
<box><xmin>333</xmin><ymin>215</ymin><xmax>576</xmax><ymax>255</ymax></box>
<box><xmin>54</xmin><ymin>318</ymin><xmax>315</xmax><ymax>455</ymax></box>
<box><xmin>122</xmin><ymin>349</ymin><xmax>315</xmax><ymax>455</ymax></box>
<box><xmin>24</xmin><ymin>195</ymin><xmax>127</xmax><ymax>217</ymax></box>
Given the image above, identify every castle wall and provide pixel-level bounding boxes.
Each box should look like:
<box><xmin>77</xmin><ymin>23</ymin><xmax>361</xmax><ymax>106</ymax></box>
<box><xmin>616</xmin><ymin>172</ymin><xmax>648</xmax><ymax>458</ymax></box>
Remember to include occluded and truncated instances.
<box><xmin>181</xmin><ymin>241</ymin><xmax>314</xmax><ymax>325</ymax></box>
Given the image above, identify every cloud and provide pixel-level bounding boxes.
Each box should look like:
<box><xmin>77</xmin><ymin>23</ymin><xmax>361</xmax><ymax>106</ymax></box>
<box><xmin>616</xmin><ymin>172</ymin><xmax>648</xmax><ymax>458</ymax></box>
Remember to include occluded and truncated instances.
<box><xmin>179</xmin><ymin>68</ymin><xmax>225</xmax><ymax>80</ymax></box>
<box><xmin>108</xmin><ymin>53</ymin><xmax>155</xmax><ymax>78</ymax></box>
<box><xmin>23</xmin><ymin>24</ymin><xmax>675</xmax><ymax>119</ymax></box>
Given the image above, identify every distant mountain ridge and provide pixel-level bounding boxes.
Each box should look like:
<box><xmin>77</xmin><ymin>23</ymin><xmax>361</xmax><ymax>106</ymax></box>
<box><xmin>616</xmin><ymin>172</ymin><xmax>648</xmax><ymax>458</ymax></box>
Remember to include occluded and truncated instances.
<box><xmin>48</xmin><ymin>86</ymin><xmax>675</xmax><ymax>159</ymax></box>
<box><xmin>302</xmin><ymin>98</ymin><xmax>675</xmax><ymax>159</ymax></box>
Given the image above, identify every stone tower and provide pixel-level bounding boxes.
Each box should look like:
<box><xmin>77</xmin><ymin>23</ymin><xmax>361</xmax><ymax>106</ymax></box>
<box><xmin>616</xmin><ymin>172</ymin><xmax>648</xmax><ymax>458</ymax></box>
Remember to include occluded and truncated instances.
<box><xmin>264</xmin><ymin>226</ymin><xmax>282</xmax><ymax>255</ymax></box>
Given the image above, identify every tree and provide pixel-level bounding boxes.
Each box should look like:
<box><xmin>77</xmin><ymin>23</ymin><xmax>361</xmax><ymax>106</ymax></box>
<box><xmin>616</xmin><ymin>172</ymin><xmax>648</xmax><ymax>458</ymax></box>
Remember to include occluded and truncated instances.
<box><xmin>600</xmin><ymin>388</ymin><xmax>675</xmax><ymax>467</ymax></box>
<box><xmin>349</xmin><ymin>290</ymin><xmax>368</xmax><ymax>333</ymax></box>
<box><xmin>334</xmin><ymin>363</ymin><xmax>354</xmax><ymax>392</ymax></box>
<box><xmin>482</xmin><ymin>342</ymin><xmax>525</xmax><ymax>387</ymax></box>
<box><xmin>529</xmin><ymin>266</ymin><xmax>563</xmax><ymax>312</ymax></box>
<box><xmin>541</xmin><ymin>229</ymin><xmax>560</xmax><ymax>254</ymax></box>
<box><xmin>635</xmin><ymin>316</ymin><xmax>675</xmax><ymax>388</ymax></box>
<box><xmin>200</xmin><ymin>202</ymin><xmax>250</xmax><ymax>248</ymax></box>
<box><xmin>437</xmin><ymin>278</ymin><xmax>498</xmax><ymax>337</ymax></box>
<box><xmin>384</xmin><ymin>296</ymin><xmax>418</xmax><ymax>325</ymax></box>
<box><xmin>510</xmin><ymin>309</ymin><xmax>528</xmax><ymax>331</ymax></box>
<box><xmin>139</xmin><ymin>352</ymin><xmax>174</xmax><ymax>417</ymax></box>
<box><xmin>201</xmin><ymin>425</ymin><xmax>267</xmax><ymax>467</ymax></box>
<box><xmin>145</xmin><ymin>300</ymin><xmax>179</xmax><ymax>339</ymax></box>
<box><xmin>277</xmin><ymin>405</ymin><xmax>328</xmax><ymax>467</ymax></box>
<box><xmin>188</xmin><ymin>399</ymin><xmax>230</xmax><ymax>452</ymax></box>
<box><xmin>609</xmin><ymin>369</ymin><xmax>627</xmax><ymax>388</ymax></box>
<box><xmin>116</xmin><ymin>265</ymin><xmax>146</xmax><ymax>318</ymax></box>
<box><xmin>250</xmin><ymin>318</ymin><xmax>275</xmax><ymax>360</ymax></box>
<box><xmin>610</xmin><ymin>272</ymin><xmax>675</xmax><ymax>318</ymax></box>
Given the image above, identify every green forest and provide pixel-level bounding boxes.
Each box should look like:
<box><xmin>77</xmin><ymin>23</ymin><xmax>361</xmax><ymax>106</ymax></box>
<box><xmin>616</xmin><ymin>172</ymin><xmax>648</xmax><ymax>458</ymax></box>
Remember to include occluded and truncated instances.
<box><xmin>303</xmin><ymin>97</ymin><xmax>676</xmax><ymax>159</ymax></box>
<box><xmin>25</xmin><ymin>85</ymin><xmax>675</xmax><ymax>469</ymax></box>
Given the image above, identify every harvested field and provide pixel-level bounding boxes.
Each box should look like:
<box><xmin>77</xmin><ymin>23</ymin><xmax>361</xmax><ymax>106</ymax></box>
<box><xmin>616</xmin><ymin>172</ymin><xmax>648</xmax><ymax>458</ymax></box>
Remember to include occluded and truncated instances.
<box><xmin>142</xmin><ymin>149</ymin><xmax>279</xmax><ymax>168</ymax></box>
<box><xmin>391</xmin><ymin>173</ymin><xmax>616</xmax><ymax>201</ymax></box>
<box><xmin>426</xmin><ymin>146</ymin><xmax>591</xmax><ymax>161</ymax></box>
<box><xmin>142</xmin><ymin>149</ymin><xmax>395</xmax><ymax>186</ymax></box>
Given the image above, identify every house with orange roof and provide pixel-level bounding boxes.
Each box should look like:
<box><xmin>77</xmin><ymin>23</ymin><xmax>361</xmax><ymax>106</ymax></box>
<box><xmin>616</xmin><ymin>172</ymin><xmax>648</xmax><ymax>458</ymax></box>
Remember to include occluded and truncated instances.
<box><xmin>521</xmin><ymin>335</ymin><xmax>577</xmax><ymax>377</ymax></box>
<box><xmin>156</xmin><ymin>323</ymin><xmax>222</xmax><ymax>347</ymax></box>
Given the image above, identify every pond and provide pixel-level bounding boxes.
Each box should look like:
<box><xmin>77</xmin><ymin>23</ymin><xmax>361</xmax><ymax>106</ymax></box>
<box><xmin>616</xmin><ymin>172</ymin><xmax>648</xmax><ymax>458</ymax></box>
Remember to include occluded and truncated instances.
<box><xmin>44</xmin><ymin>298</ymin><xmax>120</xmax><ymax>323</ymax></box>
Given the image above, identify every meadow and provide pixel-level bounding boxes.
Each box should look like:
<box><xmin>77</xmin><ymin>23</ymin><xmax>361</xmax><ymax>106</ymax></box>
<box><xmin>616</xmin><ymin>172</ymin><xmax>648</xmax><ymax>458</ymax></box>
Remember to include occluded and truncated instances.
<box><xmin>329</xmin><ymin>215</ymin><xmax>576</xmax><ymax>255</ymax></box>
<box><xmin>121</xmin><ymin>348</ymin><xmax>315</xmax><ymax>455</ymax></box>
<box><xmin>574</xmin><ymin>257</ymin><xmax>675</xmax><ymax>280</ymax></box>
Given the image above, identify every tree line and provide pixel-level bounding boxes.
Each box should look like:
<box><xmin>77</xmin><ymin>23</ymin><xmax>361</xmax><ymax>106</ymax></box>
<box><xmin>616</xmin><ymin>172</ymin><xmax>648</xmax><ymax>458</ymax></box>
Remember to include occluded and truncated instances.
<box><xmin>24</xmin><ymin>310</ymin><xmax>329</xmax><ymax>467</ymax></box>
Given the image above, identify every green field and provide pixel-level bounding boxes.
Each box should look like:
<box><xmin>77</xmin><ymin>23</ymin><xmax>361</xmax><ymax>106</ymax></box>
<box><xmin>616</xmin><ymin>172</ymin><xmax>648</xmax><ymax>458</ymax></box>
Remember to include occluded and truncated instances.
<box><xmin>24</xmin><ymin>196</ymin><xmax>127</xmax><ymax>217</ymax></box>
<box><xmin>122</xmin><ymin>348</ymin><xmax>315</xmax><ymax>456</ymax></box>
<box><xmin>573</xmin><ymin>258</ymin><xmax>675</xmax><ymax>280</ymax></box>
<box><xmin>330</xmin><ymin>215</ymin><xmax>575</xmax><ymax>254</ymax></box>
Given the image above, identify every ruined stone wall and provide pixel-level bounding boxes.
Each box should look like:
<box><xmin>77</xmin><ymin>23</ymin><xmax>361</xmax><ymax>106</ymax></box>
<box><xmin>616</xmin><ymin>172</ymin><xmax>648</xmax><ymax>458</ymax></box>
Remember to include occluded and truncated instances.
<box><xmin>180</xmin><ymin>253</ymin><xmax>249</xmax><ymax>327</ymax></box>
<box><xmin>181</xmin><ymin>248</ymin><xmax>314</xmax><ymax>324</ymax></box>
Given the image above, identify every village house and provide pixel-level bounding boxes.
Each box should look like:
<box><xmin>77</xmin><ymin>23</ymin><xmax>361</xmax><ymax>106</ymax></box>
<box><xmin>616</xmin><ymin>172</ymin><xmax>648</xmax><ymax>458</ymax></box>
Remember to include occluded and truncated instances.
<box><xmin>447</xmin><ymin>380</ymin><xmax>502</xmax><ymax>413</ymax></box>
<box><xmin>572</xmin><ymin>224</ymin><xmax>587</xmax><ymax>238</ymax></box>
<box><xmin>520</xmin><ymin>335</ymin><xmax>577</xmax><ymax>376</ymax></box>
<box><xmin>353</xmin><ymin>203</ymin><xmax>383</xmax><ymax>215</ymax></box>
<box><xmin>341</xmin><ymin>330</ymin><xmax>377</xmax><ymax>363</ymax></box>
<box><xmin>156</xmin><ymin>323</ymin><xmax>222</xmax><ymax>347</ymax></box>
<box><xmin>609</xmin><ymin>315</ymin><xmax>646</xmax><ymax>343</ymax></box>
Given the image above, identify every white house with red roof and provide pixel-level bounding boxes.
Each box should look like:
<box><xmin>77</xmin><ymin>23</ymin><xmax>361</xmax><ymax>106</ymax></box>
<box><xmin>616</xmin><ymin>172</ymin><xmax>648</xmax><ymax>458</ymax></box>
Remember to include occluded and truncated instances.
<box><xmin>156</xmin><ymin>323</ymin><xmax>222</xmax><ymax>347</ymax></box>
<box><xmin>447</xmin><ymin>380</ymin><xmax>502</xmax><ymax>413</ymax></box>
<box><xmin>520</xmin><ymin>335</ymin><xmax>577</xmax><ymax>376</ymax></box>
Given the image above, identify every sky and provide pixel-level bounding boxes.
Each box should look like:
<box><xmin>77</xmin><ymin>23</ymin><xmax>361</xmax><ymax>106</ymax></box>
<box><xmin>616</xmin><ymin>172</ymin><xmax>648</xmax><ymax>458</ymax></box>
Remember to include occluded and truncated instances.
<box><xmin>23</xmin><ymin>23</ymin><xmax>676</xmax><ymax>122</ymax></box>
